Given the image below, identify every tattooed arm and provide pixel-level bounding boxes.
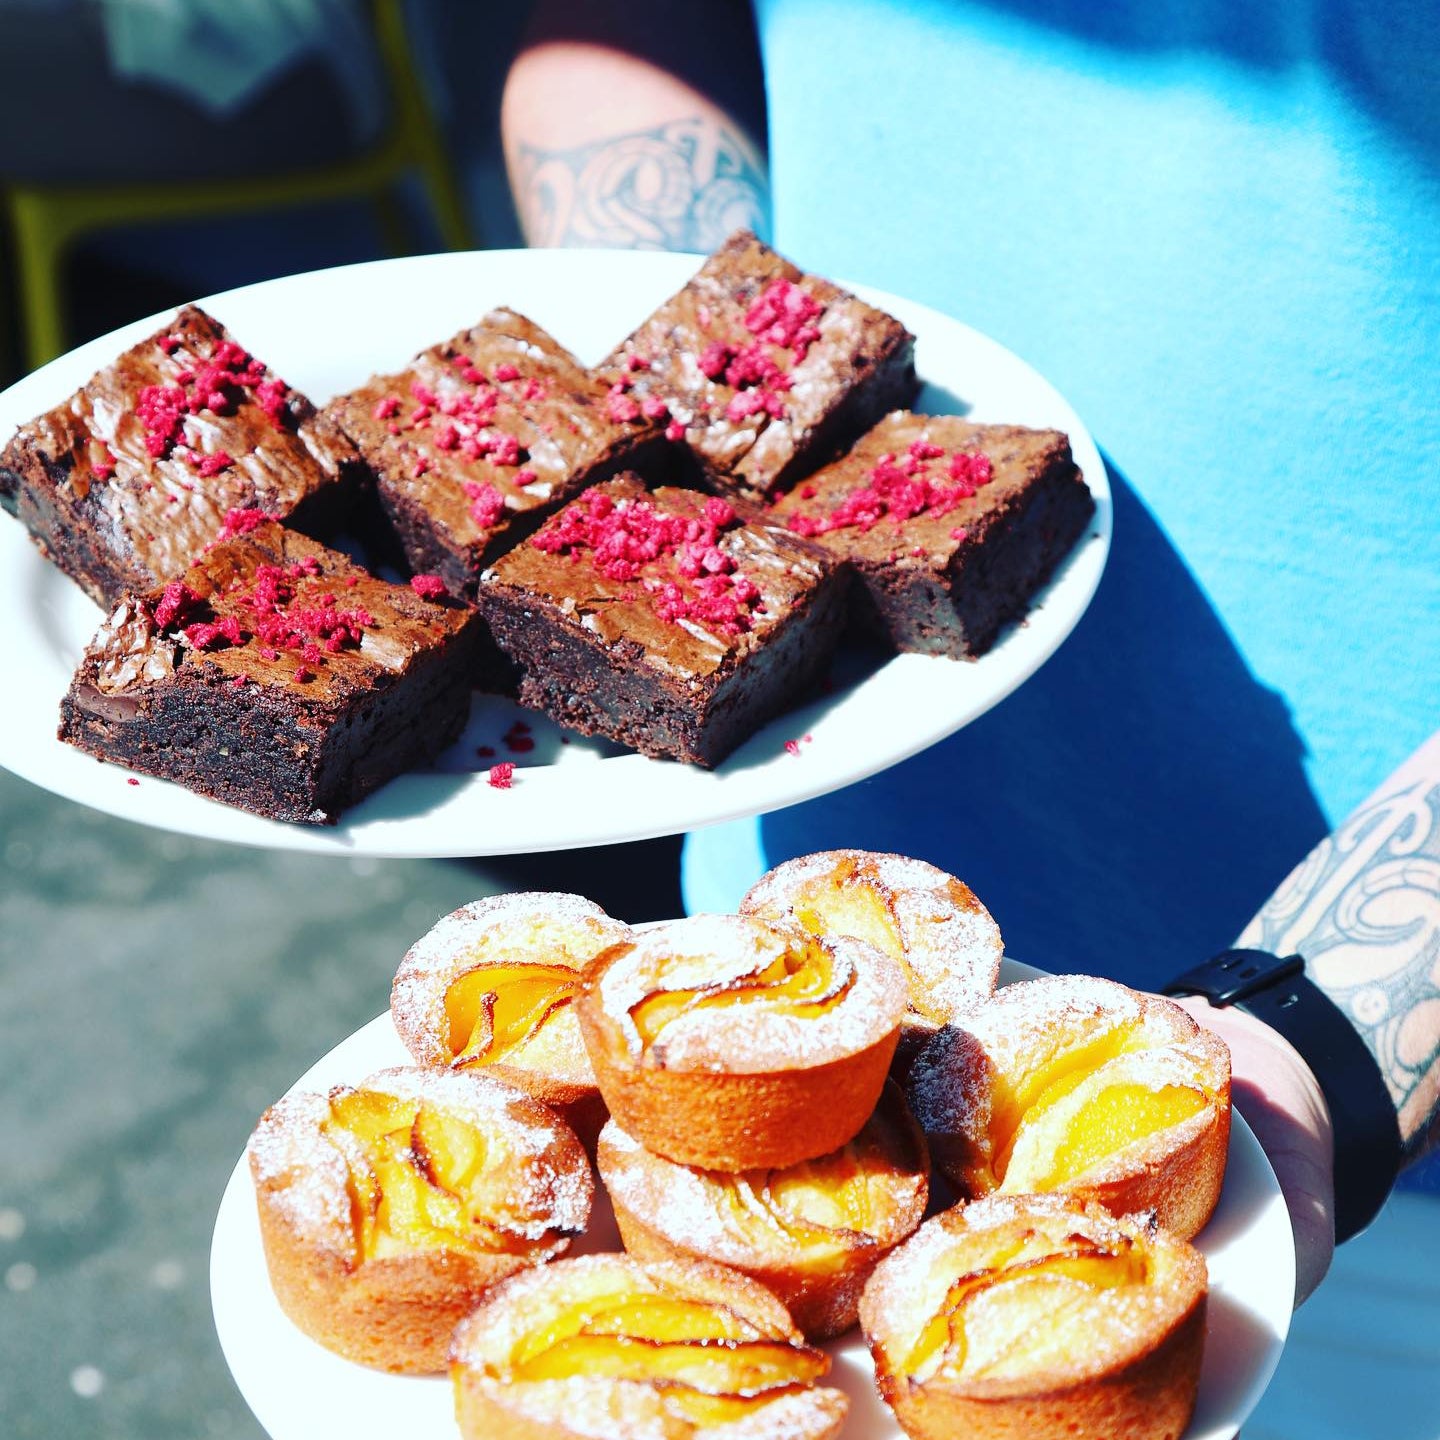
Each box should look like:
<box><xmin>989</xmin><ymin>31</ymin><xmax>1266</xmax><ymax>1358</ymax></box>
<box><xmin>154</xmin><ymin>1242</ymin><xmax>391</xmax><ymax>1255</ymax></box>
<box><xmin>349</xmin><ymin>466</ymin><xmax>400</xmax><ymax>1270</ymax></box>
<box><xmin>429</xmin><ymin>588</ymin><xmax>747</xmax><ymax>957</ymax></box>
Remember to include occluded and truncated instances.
<box><xmin>500</xmin><ymin>0</ymin><xmax>770</xmax><ymax>251</ymax></box>
<box><xmin>1238</xmin><ymin>730</ymin><xmax>1440</xmax><ymax>1164</ymax></box>
<box><xmin>1175</xmin><ymin>731</ymin><xmax>1440</xmax><ymax>1303</ymax></box>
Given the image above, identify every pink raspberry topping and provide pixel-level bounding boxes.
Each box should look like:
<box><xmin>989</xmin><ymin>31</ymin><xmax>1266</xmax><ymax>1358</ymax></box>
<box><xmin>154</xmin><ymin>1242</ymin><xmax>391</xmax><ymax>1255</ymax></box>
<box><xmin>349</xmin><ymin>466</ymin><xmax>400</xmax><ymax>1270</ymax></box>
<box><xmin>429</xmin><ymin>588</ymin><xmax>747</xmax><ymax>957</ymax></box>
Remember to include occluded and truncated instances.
<box><xmin>218</xmin><ymin>508</ymin><xmax>273</xmax><ymax>540</ymax></box>
<box><xmin>464</xmin><ymin>480</ymin><xmax>506</xmax><ymax>529</ymax></box>
<box><xmin>410</xmin><ymin>574</ymin><xmax>448</xmax><ymax>600</ymax></box>
<box><xmin>744</xmin><ymin>278</ymin><xmax>824</xmax><ymax>357</ymax></box>
<box><xmin>533</xmin><ymin>490</ymin><xmax>764</xmax><ymax>635</ymax></box>
<box><xmin>787</xmin><ymin>442</ymin><xmax>994</xmax><ymax>538</ymax></box>
<box><xmin>487</xmin><ymin>761</ymin><xmax>516</xmax><ymax>789</ymax></box>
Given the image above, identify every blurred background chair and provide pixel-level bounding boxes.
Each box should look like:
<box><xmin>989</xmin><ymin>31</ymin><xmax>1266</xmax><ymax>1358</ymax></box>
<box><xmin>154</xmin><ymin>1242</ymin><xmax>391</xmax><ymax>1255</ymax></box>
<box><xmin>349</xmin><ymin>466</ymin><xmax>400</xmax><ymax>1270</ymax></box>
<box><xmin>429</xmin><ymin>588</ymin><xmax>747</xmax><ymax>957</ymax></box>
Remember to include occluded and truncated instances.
<box><xmin>0</xmin><ymin>0</ymin><xmax>476</xmax><ymax>375</ymax></box>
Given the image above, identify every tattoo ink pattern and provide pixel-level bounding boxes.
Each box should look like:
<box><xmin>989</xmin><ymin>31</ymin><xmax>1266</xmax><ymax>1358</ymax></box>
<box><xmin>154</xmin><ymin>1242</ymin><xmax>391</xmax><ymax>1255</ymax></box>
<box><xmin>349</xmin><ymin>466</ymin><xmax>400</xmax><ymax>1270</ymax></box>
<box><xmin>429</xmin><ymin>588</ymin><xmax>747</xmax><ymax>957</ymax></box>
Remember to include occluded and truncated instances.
<box><xmin>1239</xmin><ymin>776</ymin><xmax>1440</xmax><ymax>1159</ymax></box>
<box><xmin>515</xmin><ymin>117</ymin><xmax>770</xmax><ymax>251</ymax></box>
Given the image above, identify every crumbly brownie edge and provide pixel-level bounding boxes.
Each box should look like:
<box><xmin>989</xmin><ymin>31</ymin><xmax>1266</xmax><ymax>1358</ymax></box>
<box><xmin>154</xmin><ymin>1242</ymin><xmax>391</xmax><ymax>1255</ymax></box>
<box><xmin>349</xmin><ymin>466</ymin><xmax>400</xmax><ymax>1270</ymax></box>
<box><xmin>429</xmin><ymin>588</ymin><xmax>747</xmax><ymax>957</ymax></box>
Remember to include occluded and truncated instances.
<box><xmin>0</xmin><ymin>439</ymin><xmax>141</xmax><ymax>605</ymax></box>
<box><xmin>479</xmin><ymin>560</ymin><xmax>849</xmax><ymax>769</ymax></box>
<box><xmin>944</xmin><ymin>455</ymin><xmax>1095</xmax><ymax>656</ymax></box>
<box><xmin>59</xmin><ymin>614</ymin><xmax>484</xmax><ymax>825</ymax></box>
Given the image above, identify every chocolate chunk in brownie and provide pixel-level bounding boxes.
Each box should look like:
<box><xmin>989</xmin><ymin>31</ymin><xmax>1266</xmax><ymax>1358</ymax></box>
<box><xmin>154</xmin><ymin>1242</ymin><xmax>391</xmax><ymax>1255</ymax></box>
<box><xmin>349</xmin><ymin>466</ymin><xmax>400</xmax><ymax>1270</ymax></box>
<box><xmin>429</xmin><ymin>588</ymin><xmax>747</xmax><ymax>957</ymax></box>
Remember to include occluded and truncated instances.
<box><xmin>768</xmin><ymin>413</ymin><xmax>1095</xmax><ymax>658</ymax></box>
<box><xmin>322</xmin><ymin>307</ymin><xmax>668</xmax><ymax>601</ymax></box>
<box><xmin>477</xmin><ymin>475</ymin><xmax>849</xmax><ymax>768</ymax></box>
<box><xmin>0</xmin><ymin>305</ymin><xmax>363</xmax><ymax>607</ymax></box>
<box><xmin>58</xmin><ymin>517</ymin><xmax>482</xmax><ymax>824</ymax></box>
<box><xmin>598</xmin><ymin>230</ymin><xmax>919</xmax><ymax>501</ymax></box>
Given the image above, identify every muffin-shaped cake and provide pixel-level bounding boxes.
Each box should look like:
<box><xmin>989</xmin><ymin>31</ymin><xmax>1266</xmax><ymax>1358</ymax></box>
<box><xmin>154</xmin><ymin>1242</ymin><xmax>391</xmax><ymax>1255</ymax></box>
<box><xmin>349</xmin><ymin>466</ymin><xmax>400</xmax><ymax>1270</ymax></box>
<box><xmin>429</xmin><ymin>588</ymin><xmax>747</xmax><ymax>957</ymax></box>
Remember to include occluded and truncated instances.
<box><xmin>391</xmin><ymin>892</ymin><xmax>631</xmax><ymax>1145</ymax></box>
<box><xmin>450</xmin><ymin>1252</ymin><xmax>849</xmax><ymax>1440</ymax></box>
<box><xmin>908</xmin><ymin>976</ymin><xmax>1231</xmax><ymax>1238</ymax></box>
<box><xmin>597</xmin><ymin>1081</ymin><xmax>929</xmax><ymax>1339</ymax></box>
<box><xmin>248</xmin><ymin>1066</ymin><xmax>592</xmax><ymax>1372</ymax></box>
<box><xmin>576</xmin><ymin>913</ymin><xmax>906</xmax><ymax>1170</ymax></box>
<box><xmin>740</xmin><ymin>850</ymin><xmax>1002</xmax><ymax>1065</ymax></box>
<box><xmin>860</xmin><ymin>1194</ymin><xmax>1207</xmax><ymax>1440</ymax></box>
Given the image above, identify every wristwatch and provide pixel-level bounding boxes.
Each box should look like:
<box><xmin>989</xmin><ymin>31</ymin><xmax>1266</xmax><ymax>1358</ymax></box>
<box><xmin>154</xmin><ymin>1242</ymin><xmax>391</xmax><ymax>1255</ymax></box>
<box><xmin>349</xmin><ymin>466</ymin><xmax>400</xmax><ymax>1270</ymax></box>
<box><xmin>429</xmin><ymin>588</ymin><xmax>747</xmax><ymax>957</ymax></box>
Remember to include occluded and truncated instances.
<box><xmin>1163</xmin><ymin>947</ymin><xmax>1401</xmax><ymax>1243</ymax></box>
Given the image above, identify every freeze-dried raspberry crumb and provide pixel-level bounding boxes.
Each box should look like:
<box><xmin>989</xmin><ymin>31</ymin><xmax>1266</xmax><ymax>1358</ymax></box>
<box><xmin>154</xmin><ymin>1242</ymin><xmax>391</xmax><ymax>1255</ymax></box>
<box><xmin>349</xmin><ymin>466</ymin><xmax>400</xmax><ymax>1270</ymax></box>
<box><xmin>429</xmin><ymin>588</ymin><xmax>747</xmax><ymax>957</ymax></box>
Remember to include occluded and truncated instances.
<box><xmin>494</xmin><ymin>362</ymin><xmax>520</xmax><ymax>382</ymax></box>
<box><xmin>194</xmin><ymin>451</ymin><xmax>233</xmax><ymax>478</ymax></box>
<box><xmin>410</xmin><ymin>574</ymin><xmax>447</xmax><ymax>600</ymax></box>
<box><xmin>464</xmin><ymin>481</ymin><xmax>506</xmax><ymax>529</ymax></box>
<box><xmin>152</xmin><ymin>581</ymin><xmax>205</xmax><ymax>631</ymax></box>
<box><xmin>218</xmin><ymin>508</ymin><xmax>272</xmax><ymax>540</ymax></box>
<box><xmin>487</xmin><ymin>762</ymin><xmax>516</xmax><ymax>789</ymax></box>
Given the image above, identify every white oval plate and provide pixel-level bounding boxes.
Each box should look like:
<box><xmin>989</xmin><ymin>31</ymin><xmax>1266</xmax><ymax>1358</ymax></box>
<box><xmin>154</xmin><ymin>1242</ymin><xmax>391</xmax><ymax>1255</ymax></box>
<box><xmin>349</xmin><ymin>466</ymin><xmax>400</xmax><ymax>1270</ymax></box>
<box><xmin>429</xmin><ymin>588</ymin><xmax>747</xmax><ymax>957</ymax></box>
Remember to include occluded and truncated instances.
<box><xmin>0</xmin><ymin>249</ymin><xmax>1109</xmax><ymax>857</ymax></box>
<box><xmin>211</xmin><ymin>960</ymin><xmax>1292</xmax><ymax>1440</ymax></box>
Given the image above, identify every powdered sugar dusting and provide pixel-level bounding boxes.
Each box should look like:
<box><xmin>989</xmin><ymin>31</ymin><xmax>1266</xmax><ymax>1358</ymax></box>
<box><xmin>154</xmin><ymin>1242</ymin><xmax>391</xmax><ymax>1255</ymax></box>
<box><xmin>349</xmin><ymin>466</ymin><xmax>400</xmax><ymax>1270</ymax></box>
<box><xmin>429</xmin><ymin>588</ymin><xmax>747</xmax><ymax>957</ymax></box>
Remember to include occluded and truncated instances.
<box><xmin>391</xmin><ymin>892</ymin><xmax>629</xmax><ymax>1066</ymax></box>
<box><xmin>863</xmin><ymin>1196</ymin><xmax>1204</xmax><ymax>1388</ymax></box>
<box><xmin>247</xmin><ymin>1091</ymin><xmax>355</xmax><ymax>1255</ymax></box>
<box><xmin>452</xmin><ymin>1253</ymin><xmax>847</xmax><ymax>1440</ymax></box>
<box><xmin>248</xmin><ymin>1065</ymin><xmax>591</xmax><ymax>1255</ymax></box>
<box><xmin>742</xmin><ymin>850</ymin><xmax>1002</xmax><ymax>1028</ymax></box>
<box><xmin>595</xmin><ymin>914</ymin><xmax>904</xmax><ymax>1071</ymax></box>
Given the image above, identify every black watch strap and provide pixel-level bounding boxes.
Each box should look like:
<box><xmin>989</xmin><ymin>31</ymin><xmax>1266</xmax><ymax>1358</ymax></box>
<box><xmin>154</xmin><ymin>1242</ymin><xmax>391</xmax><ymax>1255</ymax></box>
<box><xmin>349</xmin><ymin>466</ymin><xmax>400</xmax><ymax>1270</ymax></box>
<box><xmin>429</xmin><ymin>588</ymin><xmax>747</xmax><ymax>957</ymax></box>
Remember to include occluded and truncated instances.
<box><xmin>1164</xmin><ymin>947</ymin><xmax>1401</xmax><ymax>1243</ymax></box>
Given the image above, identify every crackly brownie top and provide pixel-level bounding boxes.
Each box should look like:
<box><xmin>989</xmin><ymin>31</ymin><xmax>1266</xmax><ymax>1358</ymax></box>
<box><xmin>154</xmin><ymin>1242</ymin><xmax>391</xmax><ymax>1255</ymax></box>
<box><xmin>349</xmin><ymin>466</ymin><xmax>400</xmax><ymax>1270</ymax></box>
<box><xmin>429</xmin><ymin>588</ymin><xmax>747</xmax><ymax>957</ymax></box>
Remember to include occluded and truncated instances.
<box><xmin>3</xmin><ymin>305</ymin><xmax>356</xmax><ymax>586</ymax></box>
<box><xmin>326</xmin><ymin>307</ymin><xmax>660</xmax><ymax>553</ymax></box>
<box><xmin>482</xmin><ymin>475</ymin><xmax>836</xmax><ymax>681</ymax></box>
<box><xmin>72</xmin><ymin>514</ymin><xmax>474</xmax><ymax>708</ymax></box>
<box><xmin>768</xmin><ymin>413</ymin><xmax>1081</xmax><ymax>565</ymax></box>
<box><xmin>599</xmin><ymin>230</ymin><xmax>914</xmax><ymax>493</ymax></box>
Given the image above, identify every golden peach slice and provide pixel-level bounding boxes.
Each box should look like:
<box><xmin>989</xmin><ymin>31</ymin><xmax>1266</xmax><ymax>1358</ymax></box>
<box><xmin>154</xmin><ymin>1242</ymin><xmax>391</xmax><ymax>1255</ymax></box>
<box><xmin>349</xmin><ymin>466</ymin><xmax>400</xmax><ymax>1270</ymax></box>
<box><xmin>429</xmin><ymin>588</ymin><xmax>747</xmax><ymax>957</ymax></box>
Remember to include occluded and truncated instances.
<box><xmin>452</xmin><ymin>1254</ymin><xmax>849</xmax><ymax>1440</ymax></box>
<box><xmin>908</xmin><ymin>975</ymin><xmax>1230</xmax><ymax>1238</ymax></box>
<box><xmin>249</xmin><ymin>1066</ymin><xmax>592</xmax><ymax>1373</ymax></box>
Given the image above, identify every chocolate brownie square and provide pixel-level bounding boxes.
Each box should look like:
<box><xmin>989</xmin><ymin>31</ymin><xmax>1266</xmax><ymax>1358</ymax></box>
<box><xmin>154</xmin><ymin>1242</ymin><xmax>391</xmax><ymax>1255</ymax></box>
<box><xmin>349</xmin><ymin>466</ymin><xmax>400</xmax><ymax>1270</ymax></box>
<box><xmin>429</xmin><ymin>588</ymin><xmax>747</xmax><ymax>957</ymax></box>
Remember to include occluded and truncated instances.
<box><xmin>768</xmin><ymin>413</ymin><xmax>1095</xmax><ymax>658</ymax></box>
<box><xmin>598</xmin><ymin>230</ymin><xmax>918</xmax><ymax>500</ymax></box>
<box><xmin>323</xmin><ymin>307</ymin><xmax>667</xmax><ymax>600</ymax></box>
<box><xmin>477</xmin><ymin>475</ymin><xmax>849</xmax><ymax>767</ymax></box>
<box><xmin>58</xmin><ymin>516</ymin><xmax>482</xmax><ymax>824</ymax></box>
<box><xmin>0</xmin><ymin>305</ymin><xmax>362</xmax><ymax>607</ymax></box>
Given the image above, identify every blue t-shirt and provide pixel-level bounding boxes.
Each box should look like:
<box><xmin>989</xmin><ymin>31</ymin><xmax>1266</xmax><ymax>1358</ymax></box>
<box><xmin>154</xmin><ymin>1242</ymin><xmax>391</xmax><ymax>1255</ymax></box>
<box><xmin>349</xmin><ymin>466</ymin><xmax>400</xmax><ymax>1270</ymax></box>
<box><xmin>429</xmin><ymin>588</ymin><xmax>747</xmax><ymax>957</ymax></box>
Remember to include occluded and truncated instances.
<box><xmin>683</xmin><ymin>3</ymin><xmax>1440</xmax><ymax>1013</ymax></box>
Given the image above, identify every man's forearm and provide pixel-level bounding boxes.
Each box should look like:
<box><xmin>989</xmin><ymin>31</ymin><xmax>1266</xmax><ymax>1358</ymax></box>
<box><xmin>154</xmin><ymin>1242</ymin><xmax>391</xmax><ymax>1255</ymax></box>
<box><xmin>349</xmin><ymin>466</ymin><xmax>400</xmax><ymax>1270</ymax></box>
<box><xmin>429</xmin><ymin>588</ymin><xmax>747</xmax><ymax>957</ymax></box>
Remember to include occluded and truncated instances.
<box><xmin>501</xmin><ymin>2</ymin><xmax>770</xmax><ymax>251</ymax></box>
<box><xmin>1238</xmin><ymin>731</ymin><xmax>1440</xmax><ymax>1163</ymax></box>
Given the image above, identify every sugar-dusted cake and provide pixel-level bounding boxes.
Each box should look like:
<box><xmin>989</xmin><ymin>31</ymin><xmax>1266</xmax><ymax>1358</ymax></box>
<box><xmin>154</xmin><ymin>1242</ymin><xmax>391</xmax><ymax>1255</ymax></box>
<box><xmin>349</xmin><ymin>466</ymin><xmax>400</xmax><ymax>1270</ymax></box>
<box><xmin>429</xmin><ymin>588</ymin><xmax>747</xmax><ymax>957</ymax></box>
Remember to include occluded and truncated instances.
<box><xmin>860</xmin><ymin>1195</ymin><xmax>1207</xmax><ymax>1440</ymax></box>
<box><xmin>598</xmin><ymin>1081</ymin><xmax>929</xmax><ymax>1339</ymax></box>
<box><xmin>906</xmin><ymin>975</ymin><xmax>1231</xmax><ymax>1239</ymax></box>
<box><xmin>323</xmin><ymin>307</ymin><xmax>668</xmax><ymax>599</ymax></box>
<box><xmin>391</xmin><ymin>891</ymin><xmax>632</xmax><ymax>1147</ymax></box>
<box><xmin>477</xmin><ymin>474</ymin><xmax>849</xmax><ymax>767</ymax></box>
<box><xmin>575</xmin><ymin>912</ymin><xmax>906</xmax><ymax>1170</ymax></box>
<box><xmin>451</xmin><ymin>1253</ymin><xmax>849</xmax><ymax>1440</ymax></box>
<box><xmin>58</xmin><ymin>515</ymin><xmax>481</xmax><ymax>824</ymax></box>
<box><xmin>249</xmin><ymin>1066</ymin><xmax>592</xmax><ymax>1373</ymax></box>
<box><xmin>598</xmin><ymin>230</ymin><xmax>918</xmax><ymax>499</ymax></box>
<box><xmin>767</xmin><ymin>413</ymin><xmax>1095</xmax><ymax>657</ymax></box>
<box><xmin>0</xmin><ymin>305</ymin><xmax>361</xmax><ymax>606</ymax></box>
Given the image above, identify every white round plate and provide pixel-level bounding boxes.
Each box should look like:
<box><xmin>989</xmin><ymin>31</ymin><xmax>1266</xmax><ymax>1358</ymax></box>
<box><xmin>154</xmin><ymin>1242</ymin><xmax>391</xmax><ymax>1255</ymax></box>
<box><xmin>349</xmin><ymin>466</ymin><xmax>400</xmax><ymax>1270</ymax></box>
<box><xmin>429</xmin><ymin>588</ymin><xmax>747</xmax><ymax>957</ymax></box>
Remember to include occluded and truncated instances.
<box><xmin>0</xmin><ymin>250</ymin><xmax>1109</xmax><ymax>857</ymax></box>
<box><xmin>211</xmin><ymin>959</ymin><xmax>1292</xmax><ymax>1440</ymax></box>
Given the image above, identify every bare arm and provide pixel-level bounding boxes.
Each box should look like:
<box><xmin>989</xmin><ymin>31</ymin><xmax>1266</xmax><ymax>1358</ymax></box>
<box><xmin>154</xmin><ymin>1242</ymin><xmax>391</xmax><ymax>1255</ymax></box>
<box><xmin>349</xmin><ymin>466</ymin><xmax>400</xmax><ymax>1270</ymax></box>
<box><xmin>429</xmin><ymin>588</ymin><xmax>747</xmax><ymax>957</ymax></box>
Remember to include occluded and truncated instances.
<box><xmin>1177</xmin><ymin>730</ymin><xmax>1440</xmax><ymax>1303</ymax></box>
<box><xmin>501</xmin><ymin>0</ymin><xmax>770</xmax><ymax>251</ymax></box>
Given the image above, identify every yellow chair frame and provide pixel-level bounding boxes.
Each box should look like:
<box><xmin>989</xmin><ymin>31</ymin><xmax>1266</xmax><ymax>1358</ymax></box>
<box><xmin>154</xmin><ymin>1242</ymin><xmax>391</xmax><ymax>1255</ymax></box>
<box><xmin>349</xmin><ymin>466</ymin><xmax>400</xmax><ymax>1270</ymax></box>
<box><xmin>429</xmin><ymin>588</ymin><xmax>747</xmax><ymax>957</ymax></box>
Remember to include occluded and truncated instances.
<box><xmin>2</xmin><ymin>0</ymin><xmax>475</xmax><ymax>374</ymax></box>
